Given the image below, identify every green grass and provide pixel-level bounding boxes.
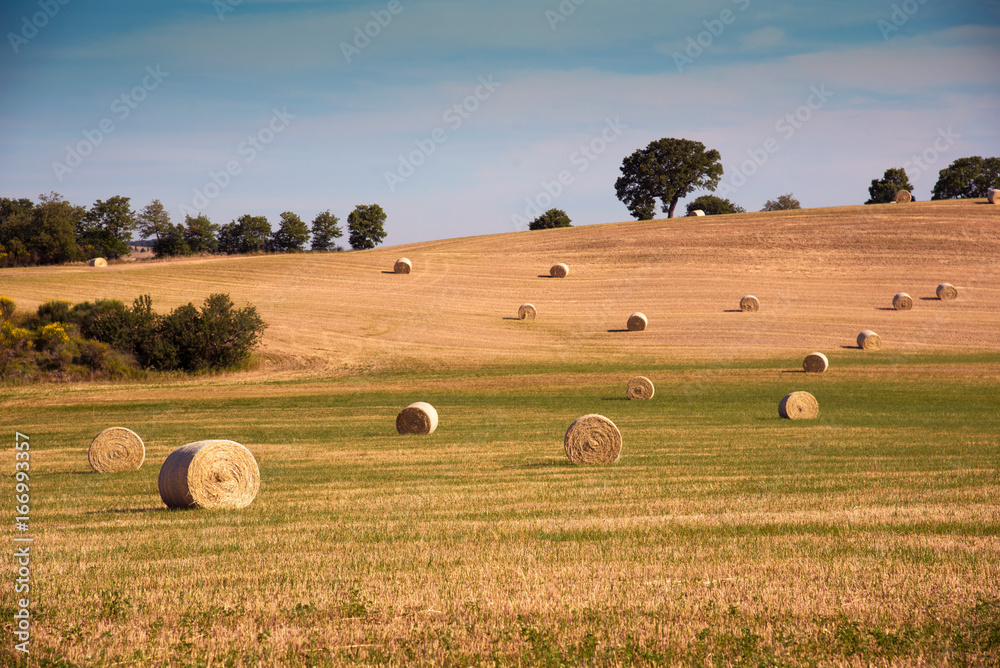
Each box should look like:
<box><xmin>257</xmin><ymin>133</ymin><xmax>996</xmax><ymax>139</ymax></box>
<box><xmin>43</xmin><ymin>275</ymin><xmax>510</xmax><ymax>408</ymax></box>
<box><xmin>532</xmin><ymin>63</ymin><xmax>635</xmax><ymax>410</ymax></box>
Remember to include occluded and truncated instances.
<box><xmin>3</xmin><ymin>355</ymin><xmax>999</xmax><ymax>666</ymax></box>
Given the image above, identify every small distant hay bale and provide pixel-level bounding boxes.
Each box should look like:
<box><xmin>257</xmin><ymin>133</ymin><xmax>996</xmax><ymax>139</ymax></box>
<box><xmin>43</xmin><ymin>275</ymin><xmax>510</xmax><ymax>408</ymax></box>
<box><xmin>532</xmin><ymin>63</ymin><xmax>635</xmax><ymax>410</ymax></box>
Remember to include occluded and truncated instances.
<box><xmin>157</xmin><ymin>440</ymin><xmax>260</xmax><ymax>510</ymax></box>
<box><xmin>895</xmin><ymin>190</ymin><xmax>912</xmax><ymax>204</ymax></box>
<box><xmin>396</xmin><ymin>401</ymin><xmax>438</xmax><ymax>435</ymax></box>
<box><xmin>778</xmin><ymin>391</ymin><xmax>819</xmax><ymax>420</ymax></box>
<box><xmin>892</xmin><ymin>292</ymin><xmax>913</xmax><ymax>311</ymax></box>
<box><xmin>626</xmin><ymin>312</ymin><xmax>648</xmax><ymax>331</ymax></box>
<box><xmin>88</xmin><ymin>427</ymin><xmax>145</xmax><ymax>473</ymax></box>
<box><xmin>986</xmin><ymin>188</ymin><xmax>998</xmax><ymax>204</ymax></box>
<box><xmin>564</xmin><ymin>414</ymin><xmax>622</xmax><ymax>464</ymax></box>
<box><xmin>802</xmin><ymin>352</ymin><xmax>829</xmax><ymax>373</ymax></box>
<box><xmin>626</xmin><ymin>376</ymin><xmax>654</xmax><ymax>400</ymax></box>
<box><xmin>857</xmin><ymin>330</ymin><xmax>882</xmax><ymax>350</ymax></box>
<box><xmin>550</xmin><ymin>263</ymin><xmax>569</xmax><ymax>278</ymax></box>
<box><xmin>688</xmin><ymin>209</ymin><xmax>706</xmax><ymax>217</ymax></box>
<box><xmin>936</xmin><ymin>283</ymin><xmax>958</xmax><ymax>301</ymax></box>
<box><xmin>393</xmin><ymin>258</ymin><xmax>412</xmax><ymax>274</ymax></box>
<box><xmin>740</xmin><ymin>295</ymin><xmax>760</xmax><ymax>312</ymax></box>
<box><xmin>517</xmin><ymin>303</ymin><xmax>537</xmax><ymax>320</ymax></box>
<box><xmin>88</xmin><ymin>258</ymin><xmax>107</xmax><ymax>268</ymax></box>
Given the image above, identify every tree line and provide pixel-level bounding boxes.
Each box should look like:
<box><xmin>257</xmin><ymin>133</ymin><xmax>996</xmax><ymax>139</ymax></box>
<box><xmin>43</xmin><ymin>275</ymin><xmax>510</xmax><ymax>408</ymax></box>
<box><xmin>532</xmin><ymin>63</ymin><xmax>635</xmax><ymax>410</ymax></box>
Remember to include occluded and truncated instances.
<box><xmin>0</xmin><ymin>195</ymin><xmax>389</xmax><ymax>268</ymax></box>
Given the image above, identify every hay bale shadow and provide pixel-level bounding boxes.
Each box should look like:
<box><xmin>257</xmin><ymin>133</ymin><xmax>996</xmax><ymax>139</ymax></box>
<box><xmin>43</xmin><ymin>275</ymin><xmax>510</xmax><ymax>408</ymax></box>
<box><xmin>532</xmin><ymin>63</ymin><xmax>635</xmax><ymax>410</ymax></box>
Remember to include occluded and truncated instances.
<box><xmin>607</xmin><ymin>328</ymin><xmax>629</xmax><ymax>333</ymax></box>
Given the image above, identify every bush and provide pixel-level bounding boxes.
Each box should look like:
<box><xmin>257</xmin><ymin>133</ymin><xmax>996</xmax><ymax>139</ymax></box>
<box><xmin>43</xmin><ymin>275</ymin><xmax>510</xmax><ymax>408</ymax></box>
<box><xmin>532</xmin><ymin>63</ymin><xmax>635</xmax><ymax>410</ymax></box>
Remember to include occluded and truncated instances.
<box><xmin>761</xmin><ymin>193</ymin><xmax>801</xmax><ymax>211</ymax></box>
<box><xmin>685</xmin><ymin>195</ymin><xmax>746</xmax><ymax>216</ymax></box>
<box><xmin>528</xmin><ymin>209</ymin><xmax>572</xmax><ymax>230</ymax></box>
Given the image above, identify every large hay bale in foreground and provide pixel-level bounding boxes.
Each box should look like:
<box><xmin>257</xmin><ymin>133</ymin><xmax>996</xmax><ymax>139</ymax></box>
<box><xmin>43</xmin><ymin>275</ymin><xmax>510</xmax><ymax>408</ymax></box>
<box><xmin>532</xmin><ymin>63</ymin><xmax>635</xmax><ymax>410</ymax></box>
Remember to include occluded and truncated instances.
<box><xmin>779</xmin><ymin>391</ymin><xmax>819</xmax><ymax>420</ymax></box>
<box><xmin>517</xmin><ymin>303</ymin><xmax>537</xmax><ymax>320</ymax></box>
<box><xmin>892</xmin><ymin>292</ymin><xmax>913</xmax><ymax>311</ymax></box>
<box><xmin>740</xmin><ymin>295</ymin><xmax>760</xmax><ymax>312</ymax></box>
<box><xmin>158</xmin><ymin>440</ymin><xmax>260</xmax><ymax>510</ymax></box>
<box><xmin>802</xmin><ymin>352</ymin><xmax>829</xmax><ymax>373</ymax></box>
<box><xmin>88</xmin><ymin>427</ymin><xmax>145</xmax><ymax>473</ymax></box>
<box><xmin>88</xmin><ymin>258</ymin><xmax>107</xmax><ymax>268</ymax></box>
<box><xmin>550</xmin><ymin>263</ymin><xmax>569</xmax><ymax>278</ymax></box>
<box><xmin>936</xmin><ymin>283</ymin><xmax>958</xmax><ymax>301</ymax></box>
<box><xmin>626</xmin><ymin>376</ymin><xmax>654</xmax><ymax>400</ymax></box>
<box><xmin>857</xmin><ymin>330</ymin><xmax>882</xmax><ymax>350</ymax></box>
<box><xmin>564</xmin><ymin>414</ymin><xmax>622</xmax><ymax>464</ymax></box>
<box><xmin>626</xmin><ymin>312</ymin><xmax>648</xmax><ymax>331</ymax></box>
<box><xmin>987</xmin><ymin>188</ymin><xmax>998</xmax><ymax>204</ymax></box>
<box><xmin>396</xmin><ymin>402</ymin><xmax>438</xmax><ymax>435</ymax></box>
<box><xmin>895</xmin><ymin>190</ymin><xmax>912</xmax><ymax>203</ymax></box>
<box><xmin>393</xmin><ymin>258</ymin><xmax>412</xmax><ymax>274</ymax></box>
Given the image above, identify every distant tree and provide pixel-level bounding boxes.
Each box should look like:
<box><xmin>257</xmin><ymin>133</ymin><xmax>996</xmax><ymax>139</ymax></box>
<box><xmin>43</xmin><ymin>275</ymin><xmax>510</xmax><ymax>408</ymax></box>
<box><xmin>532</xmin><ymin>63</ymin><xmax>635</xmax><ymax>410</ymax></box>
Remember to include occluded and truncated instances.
<box><xmin>931</xmin><ymin>157</ymin><xmax>1000</xmax><ymax>200</ymax></box>
<box><xmin>136</xmin><ymin>200</ymin><xmax>172</xmax><ymax>245</ymax></box>
<box><xmin>78</xmin><ymin>196</ymin><xmax>136</xmax><ymax>258</ymax></box>
<box><xmin>154</xmin><ymin>224</ymin><xmax>191</xmax><ymax>257</ymax></box>
<box><xmin>1</xmin><ymin>193</ymin><xmax>83</xmax><ymax>266</ymax></box>
<box><xmin>866</xmin><ymin>168</ymin><xmax>914</xmax><ymax>204</ymax></box>
<box><xmin>685</xmin><ymin>195</ymin><xmax>745</xmax><ymax>216</ymax></box>
<box><xmin>615</xmin><ymin>138</ymin><xmax>723</xmax><ymax>219</ymax></box>
<box><xmin>183</xmin><ymin>214</ymin><xmax>219</xmax><ymax>254</ymax></box>
<box><xmin>217</xmin><ymin>214</ymin><xmax>270</xmax><ymax>255</ymax></box>
<box><xmin>270</xmin><ymin>211</ymin><xmax>309</xmax><ymax>252</ymax></box>
<box><xmin>761</xmin><ymin>193</ymin><xmax>801</xmax><ymax>211</ymax></box>
<box><xmin>528</xmin><ymin>208</ymin><xmax>572</xmax><ymax>230</ymax></box>
<box><xmin>347</xmin><ymin>204</ymin><xmax>387</xmax><ymax>250</ymax></box>
<box><xmin>310</xmin><ymin>210</ymin><xmax>343</xmax><ymax>251</ymax></box>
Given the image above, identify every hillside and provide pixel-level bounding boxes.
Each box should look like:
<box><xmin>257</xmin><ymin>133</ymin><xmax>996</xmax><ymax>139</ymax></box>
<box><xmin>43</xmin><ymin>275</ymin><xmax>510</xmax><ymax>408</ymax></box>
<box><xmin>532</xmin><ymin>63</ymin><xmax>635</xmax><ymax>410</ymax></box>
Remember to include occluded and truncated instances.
<box><xmin>2</xmin><ymin>200</ymin><xmax>998</xmax><ymax>372</ymax></box>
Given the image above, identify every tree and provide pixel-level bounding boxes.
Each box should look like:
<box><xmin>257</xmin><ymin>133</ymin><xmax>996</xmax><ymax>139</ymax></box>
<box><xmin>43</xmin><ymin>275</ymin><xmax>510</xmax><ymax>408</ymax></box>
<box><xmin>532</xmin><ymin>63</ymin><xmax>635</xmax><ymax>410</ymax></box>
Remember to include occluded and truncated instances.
<box><xmin>615</xmin><ymin>138</ymin><xmax>723</xmax><ymax>219</ymax></box>
<box><xmin>685</xmin><ymin>195</ymin><xmax>745</xmax><ymax>216</ymax></box>
<box><xmin>528</xmin><ymin>208</ymin><xmax>572</xmax><ymax>230</ymax></box>
<box><xmin>310</xmin><ymin>210</ymin><xmax>343</xmax><ymax>251</ymax></box>
<box><xmin>347</xmin><ymin>204</ymin><xmax>387</xmax><ymax>250</ymax></box>
<box><xmin>137</xmin><ymin>200</ymin><xmax>171</xmax><ymax>245</ymax></box>
<box><xmin>931</xmin><ymin>157</ymin><xmax>1000</xmax><ymax>200</ymax></box>
<box><xmin>217</xmin><ymin>214</ymin><xmax>270</xmax><ymax>254</ymax></box>
<box><xmin>866</xmin><ymin>168</ymin><xmax>914</xmax><ymax>204</ymax></box>
<box><xmin>761</xmin><ymin>193</ymin><xmax>801</xmax><ymax>211</ymax></box>
<box><xmin>270</xmin><ymin>211</ymin><xmax>309</xmax><ymax>252</ymax></box>
<box><xmin>78</xmin><ymin>196</ymin><xmax>136</xmax><ymax>258</ymax></box>
<box><xmin>154</xmin><ymin>224</ymin><xmax>191</xmax><ymax>257</ymax></box>
<box><xmin>1</xmin><ymin>193</ymin><xmax>83</xmax><ymax>266</ymax></box>
<box><xmin>183</xmin><ymin>214</ymin><xmax>219</xmax><ymax>254</ymax></box>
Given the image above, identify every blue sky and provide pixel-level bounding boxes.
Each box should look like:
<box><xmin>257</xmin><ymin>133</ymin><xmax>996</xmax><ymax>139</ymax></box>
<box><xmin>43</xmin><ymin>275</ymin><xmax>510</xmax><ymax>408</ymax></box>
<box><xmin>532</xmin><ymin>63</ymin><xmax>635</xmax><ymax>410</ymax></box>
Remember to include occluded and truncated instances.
<box><xmin>2</xmin><ymin>0</ymin><xmax>998</xmax><ymax>245</ymax></box>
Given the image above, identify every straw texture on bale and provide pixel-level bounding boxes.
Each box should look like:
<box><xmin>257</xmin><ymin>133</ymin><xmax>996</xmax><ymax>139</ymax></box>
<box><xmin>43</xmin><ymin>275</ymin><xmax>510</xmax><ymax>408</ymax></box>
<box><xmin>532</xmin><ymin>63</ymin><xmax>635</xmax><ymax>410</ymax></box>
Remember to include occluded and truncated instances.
<box><xmin>564</xmin><ymin>414</ymin><xmax>622</xmax><ymax>465</ymax></box>
<box><xmin>987</xmin><ymin>189</ymin><xmax>998</xmax><ymax>204</ymax></box>
<box><xmin>396</xmin><ymin>401</ymin><xmax>438</xmax><ymax>435</ymax></box>
<box><xmin>688</xmin><ymin>209</ymin><xmax>706</xmax><ymax>217</ymax></box>
<box><xmin>892</xmin><ymin>292</ymin><xmax>913</xmax><ymax>311</ymax></box>
<box><xmin>626</xmin><ymin>376</ymin><xmax>655</xmax><ymax>400</ymax></box>
<box><xmin>626</xmin><ymin>312</ymin><xmax>648</xmax><ymax>331</ymax></box>
<box><xmin>936</xmin><ymin>283</ymin><xmax>958</xmax><ymax>301</ymax></box>
<box><xmin>88</xmin><ymin>427</ymin><xmax>145</xmax><ymax>473</ymax></box>
<box><xmin>857</xmin><ymin>330</ymin><xmax>882</xmax><ymax>351</ymax></box>
<box><xmin>157</xmin><ymin>440</ymin><xmax>260</xmax><ymax>510</ymax></box>
<box><xmin>779</xmin><ymin>391</ymin><xmax>819</xmax><ymax>420</ymax></box>
<box><xmin>393</xmin><ymin>258</ymin><xmax>412</xmax><ymax>274</ymax></box>
<box><xmin>517</xmin><ymin>303</ymin><xmax>537</xmax><ymax>320</ymax></box>
<box><xmin>895</xmin><ymin>190</ymin><xmax>912</xmax><ymax>203</ymax></box>
<box><xmin>802</xmin><ymin>352</ymin><xmax>829</xmax><ymax>373</ymax></box>
<box><xmin>740</xmin><ymin>295</ymin><xmax>760</xmax><ymax>312</ymax></box>
<box><xmin>550</xmin><ymin>263</ymin><xmax>569</xmax><ymax>278</ymax></box>
<box><xmin>88</xmin><ymin>258</ymin><xmax>107</xmax><ymax>267</ymax></box>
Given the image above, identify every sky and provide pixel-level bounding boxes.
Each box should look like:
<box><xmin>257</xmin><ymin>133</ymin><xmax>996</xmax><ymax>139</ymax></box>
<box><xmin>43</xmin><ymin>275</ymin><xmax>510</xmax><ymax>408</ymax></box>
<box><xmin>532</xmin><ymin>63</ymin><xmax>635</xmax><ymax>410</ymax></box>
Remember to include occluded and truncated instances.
<box><xmin>1</xmin><ymin>0</ymin><xmax>998</xmax><ymax>246</ymax></box>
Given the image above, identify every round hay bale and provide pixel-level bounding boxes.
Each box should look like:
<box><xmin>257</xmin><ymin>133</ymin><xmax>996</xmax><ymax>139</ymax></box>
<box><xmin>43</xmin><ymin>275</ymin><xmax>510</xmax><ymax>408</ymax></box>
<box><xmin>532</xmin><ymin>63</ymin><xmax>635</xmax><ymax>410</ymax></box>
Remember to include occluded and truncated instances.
<box><xmin>740</xmin><ymin>295</ymin><xmax>760</xmax><ymax>312</ymax></box>
<box><xmin>857</xmin><ymin>330</ymin><xmax>882</xmax><ymax>351</ymax></box>
<box><xmin>688</xmin><ymin>209</ymin><xmax>706</xmax><ymax>217</ymax></box>
<box><xmin>393</xmin><ymin>258</ymin><xmax>412</xmax><ymax>274</ymax></box>
<box><xmin>564</xmin><ymin>414</ymin><xmax>622</xmax><ymax>465</ymax></box>
<box><xmin>88</xmin><ymin>427</ymin><xmax>145</xmax><ymax>473</ymax></box>
<box><xmin>626</xmin><ymin>312</ymin><xmax>648</xmax><ymax>331</ymax></box>
<box><xmin>988</xmin><ymin>188</ymin><xmax>998</xmax><ymax>205</ymax></box>
<box><xmin>396</xmin><ymin>401</ymin><xmax>438</xmax><ymax>435</ymax></box>
<box><xmin>892</xmin><ymin>292</ymin><xmax>913</xmax><ymax>311</ymax></box>
<box><xmin>626</xmin><ymin>376</ymin><xmax>654</xmax><ymax>400</ymax></box>
<box><xmin>802</xmin><ymin>352</ymin><xmax>829</xmax><ymax>373</ymax></box>
<box><xmin>550</xmin><ymin>263</ymin><xmax>569</xmax><ymax>278</ymax></box>
<box><xmin>895</xmin><ymin>190</ymin><xmax>912</xmax><ymax>204</ymax></box>
<box><xmin>517</xmin><ymin>303</ymin><xmax>537</xmax><ymax>320</ymax></box>
<box><xmin>936</xmin><ymin>283</ymin><xmax>958</xmax><ymax>301</ymax></box>
<box><xmin>88</xmin><ymin>258</ymin><xmax>107</xmax><ymax>268</ymax></box>
<box><xmin>157</xmin><ymin>440</ymin><xmax>260</xmax><ymax>510</ymax></box>
<box><xmin>778</xmin><ymin>391</ymin><xmax>819</xmax><ymax>420</ymax></box>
